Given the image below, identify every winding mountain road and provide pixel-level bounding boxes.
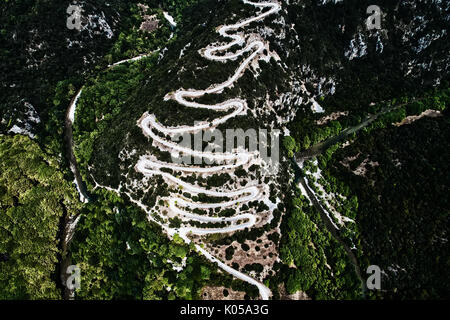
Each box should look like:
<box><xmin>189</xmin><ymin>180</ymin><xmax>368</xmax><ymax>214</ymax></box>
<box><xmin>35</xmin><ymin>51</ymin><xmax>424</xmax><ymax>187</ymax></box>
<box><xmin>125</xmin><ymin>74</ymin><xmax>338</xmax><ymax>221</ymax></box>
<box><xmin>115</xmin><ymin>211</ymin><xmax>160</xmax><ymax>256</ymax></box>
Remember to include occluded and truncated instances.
<box><xmin>136</xmin><ymin>0</ymin><xmax>281</xmax><ymax>300</ymax></box>
<box><xmin>67</xmin><ymin>0</ymin><xmax>281</xmax><ymax>300</ymax></box>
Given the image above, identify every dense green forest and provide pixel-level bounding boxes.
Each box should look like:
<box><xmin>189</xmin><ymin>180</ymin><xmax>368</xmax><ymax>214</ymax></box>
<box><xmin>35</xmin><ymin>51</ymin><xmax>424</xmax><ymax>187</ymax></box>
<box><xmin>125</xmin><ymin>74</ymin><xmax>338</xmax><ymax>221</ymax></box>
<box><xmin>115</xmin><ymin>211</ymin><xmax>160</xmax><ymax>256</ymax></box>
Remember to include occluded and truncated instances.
<box><xmin>0</xmin><ymin>135</ymin><xmax>80</xmax><ymax>299</ymax></box>
<box><xmin>282</xmin><ymin>90</ymin><xmax>449</xmax><ymax>299</ymax></box>
<box><xmin>325</xmin><ymin>112</ymin><xmax>450</xmax><ymax>299</ymax></box>
<box><xmin>274</xmin><ymin>189</ymin><xmax>362</xmax><ymax>299</ymax></box>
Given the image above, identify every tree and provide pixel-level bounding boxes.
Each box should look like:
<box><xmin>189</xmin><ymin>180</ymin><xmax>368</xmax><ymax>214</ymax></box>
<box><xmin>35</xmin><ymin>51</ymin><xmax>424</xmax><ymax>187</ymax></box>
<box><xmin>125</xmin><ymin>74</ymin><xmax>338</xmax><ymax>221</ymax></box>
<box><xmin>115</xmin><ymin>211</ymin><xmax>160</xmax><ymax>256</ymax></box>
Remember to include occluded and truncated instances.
<box><xmin>302</xmin><ymin>135</ymin><xmax>311</xmax><ymax>150</ymax></box>
<box><xmin>282</xmin><ymin>136</ymin><xmax>296</xmax><ymax>157</ymax></box>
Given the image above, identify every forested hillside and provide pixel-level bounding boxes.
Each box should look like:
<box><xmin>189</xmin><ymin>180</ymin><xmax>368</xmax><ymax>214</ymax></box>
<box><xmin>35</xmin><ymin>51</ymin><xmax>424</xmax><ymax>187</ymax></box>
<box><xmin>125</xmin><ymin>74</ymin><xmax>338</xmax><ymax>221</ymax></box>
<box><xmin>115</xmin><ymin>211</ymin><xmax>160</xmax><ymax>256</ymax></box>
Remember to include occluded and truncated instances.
<box><xmin>1</xmin><ymin>0</ymin><xmax>449</xmax><ymax>300</ymax></box>
<box><xmin>324</xmin><ymin>111</ymin><xmax>450</xmax><ymax>299</ymax></box>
